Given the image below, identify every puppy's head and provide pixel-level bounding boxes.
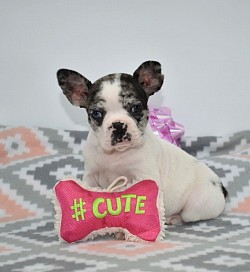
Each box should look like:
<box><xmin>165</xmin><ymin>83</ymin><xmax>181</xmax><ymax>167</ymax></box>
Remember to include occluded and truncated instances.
<box><xmin>57</xmin><ymin>61</ymin><xmax>164</xmax><ymax>151</ymax></box>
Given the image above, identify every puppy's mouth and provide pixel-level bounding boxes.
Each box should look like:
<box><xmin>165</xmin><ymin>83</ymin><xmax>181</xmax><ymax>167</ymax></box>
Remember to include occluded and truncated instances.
<box><xmin>111</xmin><ymin>135</ymin><xmax>132</xmax><ymax>151</ymax></box>
<box><xmin>114</xmin><ymin>144</ymin><xmax>131</xmax><ymax>152</ymax></box>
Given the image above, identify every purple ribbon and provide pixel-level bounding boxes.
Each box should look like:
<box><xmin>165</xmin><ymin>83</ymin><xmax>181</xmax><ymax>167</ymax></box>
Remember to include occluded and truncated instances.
<box><xmin>149</xmin><ymin>107</ymin><xmax>184</xmax><ymax>147</ymax></box>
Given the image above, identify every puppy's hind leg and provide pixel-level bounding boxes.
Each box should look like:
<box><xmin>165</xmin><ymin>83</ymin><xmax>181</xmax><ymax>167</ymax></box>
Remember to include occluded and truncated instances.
<box><xmin>180</xmin><ymin>180</ymin><xmax>227</xmax><ymax>223</ymax></box>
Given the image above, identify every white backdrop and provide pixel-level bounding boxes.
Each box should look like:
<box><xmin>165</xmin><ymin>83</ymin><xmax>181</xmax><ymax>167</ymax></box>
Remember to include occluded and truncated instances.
<box><xmin>0</xmin><ymin>0</ymin><xmax>249</xmax><ymax>136</ymax></box>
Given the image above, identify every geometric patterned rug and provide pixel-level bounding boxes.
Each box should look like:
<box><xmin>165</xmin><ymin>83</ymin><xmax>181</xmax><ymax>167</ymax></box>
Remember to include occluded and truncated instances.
<box><xmin>1</xmin><ymin>126</ymin><xmax>250</xmax><ymax>272</ymax></box>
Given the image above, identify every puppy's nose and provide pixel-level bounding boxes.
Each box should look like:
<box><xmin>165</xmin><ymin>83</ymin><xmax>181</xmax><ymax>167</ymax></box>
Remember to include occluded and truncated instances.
<box><xmin>112</xmin><ymin>122</ymin><xmax>126</xmax><ymax>131</ymax></box>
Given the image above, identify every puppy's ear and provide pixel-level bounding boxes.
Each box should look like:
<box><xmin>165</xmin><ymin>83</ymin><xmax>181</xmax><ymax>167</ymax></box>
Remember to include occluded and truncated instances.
<box><xmin>133</xmin><ymin>61</ymin><xmax>164</xmax><ymax>97</ymax></box>
<box><xmin>57</xmin><ymin>69</ymin><xmax>92</xmax><ymax>108</ymax></box>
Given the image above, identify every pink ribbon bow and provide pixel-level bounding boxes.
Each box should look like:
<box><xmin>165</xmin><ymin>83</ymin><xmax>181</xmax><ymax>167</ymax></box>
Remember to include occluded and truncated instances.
<box><xmin>54</xmin><ymin>179</ymin><xmax>163</xmax><ymax>243</ymax></box>
<box><xmin>149</xmin><ymin>107</ymin><xmax>184</xmax><ymax>147</ymax></box>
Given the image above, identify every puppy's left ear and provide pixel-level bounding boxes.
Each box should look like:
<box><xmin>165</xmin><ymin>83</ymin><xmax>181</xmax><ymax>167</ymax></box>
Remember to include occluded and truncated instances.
<box><xmin>133</xmin><ymin>61</ymin><xmax>164</xmax><ymax>97</ymax></box>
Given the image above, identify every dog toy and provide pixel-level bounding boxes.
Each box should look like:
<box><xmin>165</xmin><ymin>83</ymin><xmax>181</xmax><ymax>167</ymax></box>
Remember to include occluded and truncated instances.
<box><xmin>53</xmin><ymin>177</ymin><xmax>165</xmax><ymax>243</ymax></box>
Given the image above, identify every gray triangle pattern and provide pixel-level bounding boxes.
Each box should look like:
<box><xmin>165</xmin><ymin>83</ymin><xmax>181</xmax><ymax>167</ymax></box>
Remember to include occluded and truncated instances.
<box><xmin>0</xmin><ymin>126</ymin><xmax>250</xmax><ymax>272</ymax></box>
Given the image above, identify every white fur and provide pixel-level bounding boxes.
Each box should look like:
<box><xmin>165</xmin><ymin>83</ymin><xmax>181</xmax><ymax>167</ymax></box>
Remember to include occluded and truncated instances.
<box><xmin>82</xmin><ymin>77</ymin><xmax>226</xmax><ymax>223</ymax></box>
<box><xmin>83</xmin><ymin>125</ymin><xmax>226</xmax><ymax>223</ymax></box>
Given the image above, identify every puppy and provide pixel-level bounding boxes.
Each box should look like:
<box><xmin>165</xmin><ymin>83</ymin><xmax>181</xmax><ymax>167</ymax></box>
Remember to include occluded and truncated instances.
<box><xmin>57</xmin><ymin>61</ymin><xmax>227</xmax><ymax>225</ymax></box>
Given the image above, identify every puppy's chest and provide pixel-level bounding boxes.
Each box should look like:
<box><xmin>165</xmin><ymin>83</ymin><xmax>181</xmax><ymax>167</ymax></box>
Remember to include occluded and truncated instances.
<box><xmin>94</xmin><ymin>150</ymin><xmax>138</xmax><ymax>172</ymax></box>
<box><xmin>90</xmin><ymin>149</ymin><xmax>146</xmax><ymax>184</ymax></box>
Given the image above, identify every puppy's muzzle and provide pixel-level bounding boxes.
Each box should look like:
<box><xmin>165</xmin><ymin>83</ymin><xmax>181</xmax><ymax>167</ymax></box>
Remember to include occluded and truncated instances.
<box><xmin>110</xmin><ymin>121</ymin><xmax>132</xmax><ymax>146</ymax></box>
<box><xmin>99</xmin><ymin>116</ymin><xmax>143</xmax><ymax>151</ymax></box>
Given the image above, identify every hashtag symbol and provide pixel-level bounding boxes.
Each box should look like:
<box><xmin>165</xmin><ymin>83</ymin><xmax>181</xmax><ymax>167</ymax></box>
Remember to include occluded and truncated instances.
<box><xmin>71</xmin><ymin>198</ymin><xmax>86</xmax><ymax>221</ymax></box>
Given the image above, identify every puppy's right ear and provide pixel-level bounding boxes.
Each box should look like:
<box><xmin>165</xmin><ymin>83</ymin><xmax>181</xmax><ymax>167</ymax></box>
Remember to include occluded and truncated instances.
<box><xmin>133</xmin><ymin>61</ymin><xmax>164</xmax><ymax>97</ymax></box>
<box><xmin>57</xmin><ymin>69</ymin><xmax>92</xmax><ymax>108</ymax></box>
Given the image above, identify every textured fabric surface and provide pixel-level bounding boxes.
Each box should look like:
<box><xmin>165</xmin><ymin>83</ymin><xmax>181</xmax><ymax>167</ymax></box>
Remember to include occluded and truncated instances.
<box><xmin>0</xmin><ymin>126</ymin><xmax>250</xmax><ymax>272</ymax></box>
<box><xmin>54</xmin><ymin>179</ymin><xmax>164</xmax><ymax>242</ymax></box>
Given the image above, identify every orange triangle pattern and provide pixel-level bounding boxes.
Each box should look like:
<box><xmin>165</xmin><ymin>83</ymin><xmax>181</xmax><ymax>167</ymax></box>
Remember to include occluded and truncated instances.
<box><xmin>0</xmin><ymin>127</ymin><xmax>49</xmax><ymax>165</ymax></box>
<box><xmin>0</xmin><ymin>189</ymin><xmax>36</xmax><ymax>223</ymax></box>
<box><xmin>75</xmin><ymin>240</ymin><xmax>178</xmax><ymax>257</ymax></box>
<box><xmin>232</xmin><ymin>197</ymin><xmax>250</xmax><ymax>213</ymax></box>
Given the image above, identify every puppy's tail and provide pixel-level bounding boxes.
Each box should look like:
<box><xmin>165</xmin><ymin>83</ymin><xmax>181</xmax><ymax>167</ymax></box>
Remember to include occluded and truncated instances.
<box><xmin>221</xmin><ymin>184</ymin><xmax>228</xmax><ymax>199</ymax></box>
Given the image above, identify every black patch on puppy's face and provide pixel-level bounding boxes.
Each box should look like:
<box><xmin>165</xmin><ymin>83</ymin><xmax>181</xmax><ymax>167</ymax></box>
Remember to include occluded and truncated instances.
<box><xmin>119</xmin><ymin>74</ymin><xmax>149</xmax><ymax>132</ymax></box>
<box><xmin>86</xmin><ymin>74</ymin><xmax>117</xmax><ymax>131</ymax></box>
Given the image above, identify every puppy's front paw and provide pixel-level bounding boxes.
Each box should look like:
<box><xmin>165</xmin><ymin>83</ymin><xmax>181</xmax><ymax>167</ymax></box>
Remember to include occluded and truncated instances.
<box><xmin>166</xmin><ymin>215</ymin><xmax>182</xmax><ymax>225</ymax></box>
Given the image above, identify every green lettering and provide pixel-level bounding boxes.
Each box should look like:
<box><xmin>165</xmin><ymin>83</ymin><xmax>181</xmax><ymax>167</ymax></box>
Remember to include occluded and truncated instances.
<box><xmin>71</xmin><ymin>198</ymin><xmax>86</xmax><ymax>221</ymax></box>
<box><xmin>121</xmin><ymin>194</ymin><xmax>136</xmax><ymax>212</ymax></box>
<box><xmin>135</xmin><ymin>196</ymin><xmax>147</xmax><ymax>214</ymax></box>
<box><xmin>93</xmin><ymin>198</ymin><xmax>107</xmax><ymax>219</ymax></box>
<box><xmin>107</xmin><ymin>197</ymin><xmax>122</xmax><ymax>216</ymax></box>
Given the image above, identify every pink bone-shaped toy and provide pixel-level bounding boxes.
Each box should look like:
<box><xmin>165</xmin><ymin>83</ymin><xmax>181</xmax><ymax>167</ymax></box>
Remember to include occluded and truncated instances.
<box><xmin>54</xmin><ymin>179</ymin><xmax>164</xmax><ymax>242</ymax></box>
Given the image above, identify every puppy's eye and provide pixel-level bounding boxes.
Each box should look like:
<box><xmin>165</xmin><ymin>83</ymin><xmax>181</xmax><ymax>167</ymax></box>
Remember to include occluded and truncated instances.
<box><xmin>131</xmin><ymin>103</ymin><xmax>143</xmax><ymax>114</ymax></box>
<box><xmin>91</xmin><ymin>110</ymin><xmax>103</xmax><ymax>119</ymax></box>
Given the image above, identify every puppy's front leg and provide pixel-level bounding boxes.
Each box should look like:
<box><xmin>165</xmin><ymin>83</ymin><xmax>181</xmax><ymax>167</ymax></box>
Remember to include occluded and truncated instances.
<box><xmin>82</xmin><ymin>172</ymin><xmax>100</xmax><ymax>188</ymax></box>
